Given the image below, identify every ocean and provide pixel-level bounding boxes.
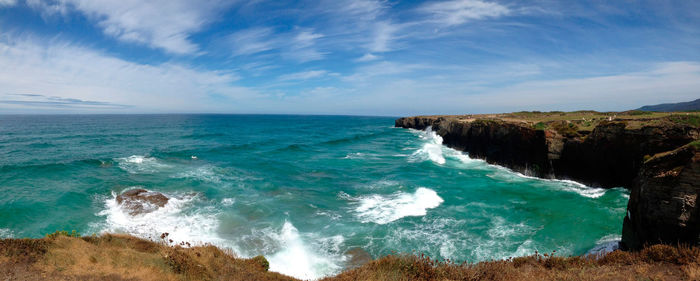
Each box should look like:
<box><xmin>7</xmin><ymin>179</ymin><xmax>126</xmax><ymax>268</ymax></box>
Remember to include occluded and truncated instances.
<box><xmin>0</xmin><ymin>114</ymin><xmax>629</xmax><ymax>279</ymax></box>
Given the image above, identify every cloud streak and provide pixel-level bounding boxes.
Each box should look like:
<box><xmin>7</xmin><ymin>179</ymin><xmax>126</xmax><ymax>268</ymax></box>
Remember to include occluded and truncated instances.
<box><xmin>27</xmin><ymin>0</ymin><xmax>231</xmax><ymax>54</ymax></box>
<box><xmin>419</xmin><ymin>0</ymin><xmax>510</xmax><ymax>26</ymax></box>
<box><xmin>0</xmin><ymin>94</ymin><xmax>130</xmax><ymax>109</ymax></box>
<box><xmin>0</xmin><ymin>36</ymin><xmax>258</xmax><ymax>113</ymax></box>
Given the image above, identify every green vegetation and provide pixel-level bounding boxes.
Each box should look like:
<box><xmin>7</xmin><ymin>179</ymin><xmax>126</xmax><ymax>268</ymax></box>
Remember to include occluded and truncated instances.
<box><xmin>45</xmin><ymin>230</ymin><xmax>81</xmax><ymax>239</ymax></box>
<box><xmin>532</xmin><ymin>122</ymin><xmax>547</xmax><ymax>131</ymax></box>
<box><xmin>670</xmin><ymin>115</ymin><xmax>700</xmax><ymax>127</ymax></box>
<box><xmin>689</xmin><ymin>140</ymin><xmax>700</xmax><ymax>149</ymax></box>
<box><xmin>443</xmin><ymin>110</ymin><xmax>700</xmax><ymax>135</ymax></box>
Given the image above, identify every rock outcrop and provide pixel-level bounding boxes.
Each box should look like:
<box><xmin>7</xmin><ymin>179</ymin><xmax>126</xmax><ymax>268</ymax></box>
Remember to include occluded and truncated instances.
<box><xmin>396</xmin><ymin>116</ymin><xmax>699</xmax><ymax>188</ymax></box>
<box><xmin>621</xmin><ymin>143</ymin><xmax>700</xmax><ymax>249</ymax></box>
<box><xmin>344</xmin><ymin>247</ymin><xmax>373</xmax><ymax>269</ymax></box>
<box><xmin>116</xmin><ymin>188</ymin><xmax>169</xmax><ymax>215</ymax></box>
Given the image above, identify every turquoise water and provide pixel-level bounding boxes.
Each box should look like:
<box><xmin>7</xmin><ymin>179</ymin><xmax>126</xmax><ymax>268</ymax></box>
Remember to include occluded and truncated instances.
<box><xmin>0</xmin><ymin>115</ymin><xmax>628</xmax><ymax>279</ymax></box>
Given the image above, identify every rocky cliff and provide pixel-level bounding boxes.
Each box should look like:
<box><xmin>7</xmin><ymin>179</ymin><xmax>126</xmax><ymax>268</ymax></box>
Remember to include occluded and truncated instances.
<box><xmin>395</xmin><ymin>116</ymin><xmax>699</xmax><ymax>188</ymax></box>
<box><xmin>622</xmin><ymin>142</ymin><xmax>700</xmax><ymax>249</ymax></box>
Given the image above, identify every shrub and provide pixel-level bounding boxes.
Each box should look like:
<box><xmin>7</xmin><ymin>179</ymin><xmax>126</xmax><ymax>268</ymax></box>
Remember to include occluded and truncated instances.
<box><xmin>251</xmin><ymin>255</ymin><xmax>270</xmax><ymax>272</ymax></box>
<box><xmin>46</xmin><ymin>230</ymin><xmax>80</xmax><ymax>239</ymax></box>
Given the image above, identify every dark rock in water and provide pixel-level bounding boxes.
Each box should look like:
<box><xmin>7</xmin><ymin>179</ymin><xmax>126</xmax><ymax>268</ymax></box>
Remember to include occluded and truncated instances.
<box><xmin>622</xmin><ymin>143</ymin><xmax>700</xmax><ymax>250</ymax></box>
<box><xmin>345</xmin><ymin>247</ymin><xmax>372</xmax><ymax>269</ymax></box>
<box><xmin>116</xmin><ymin>189</ymin><xmax>169</xmax><ymax>215</ymax></box>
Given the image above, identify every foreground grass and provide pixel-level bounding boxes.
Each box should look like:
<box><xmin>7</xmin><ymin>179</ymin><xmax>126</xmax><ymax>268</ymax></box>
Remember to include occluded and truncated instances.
<box><xmin>3</xmin><ymin>233</ymin><xmax>700</xmax><ymax>280</ymax></box>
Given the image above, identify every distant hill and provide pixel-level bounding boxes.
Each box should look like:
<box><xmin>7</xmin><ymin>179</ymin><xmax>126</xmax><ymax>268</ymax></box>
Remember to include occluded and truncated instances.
<box><xmin>638</xmin><ymin>98</ymin><xmax>700</xmax><ymax>112</ymax></box>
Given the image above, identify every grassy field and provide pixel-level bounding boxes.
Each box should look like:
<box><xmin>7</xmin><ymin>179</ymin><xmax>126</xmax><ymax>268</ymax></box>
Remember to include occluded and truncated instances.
<box><xmin>3</xmin><ymin>232</ymin><xmax>700</xmax><ymax>280</ymax></box>
<box><xmin>427</xmin><ymin>110</ymin><xmax>700</xmax><ymax>136</ymax></box>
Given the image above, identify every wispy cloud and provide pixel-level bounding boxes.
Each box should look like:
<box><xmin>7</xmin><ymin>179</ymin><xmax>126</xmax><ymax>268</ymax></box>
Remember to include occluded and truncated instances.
<box><xmin>278</xmin><ymin>70</ymin><xmax>328</xmax><ymax>81</ymax></box>
<box><xmin>27</xmin><ymin>0</ymin><xmax>231</xmax><ymax>54</ymax></box>
<box><xmin>0</xmin><ymin>0</ymin><xmax>16</xmax><ymax>7</ymax></box>
<box><xmin>0</xmin><ymin>94</ymin><xmax>129</xmax><ymax>109</ymax></box>
<box><xmin>368</xmin><ymin>21</ymin><xmax>400</xmax><ymax>53</ymax></box>
<box><xmin>355</xmin><ymin>53</ymin><xmax>380</xmax><ymax>62</ymax></box>
<box><xmin>419</xmin><ymin>0</ymin><xmax>510</xmax><ymax>26</ymax></box>
<box><xmin>228</xmin><ymin>27</ymin><xmax>325</xmax><ymax>62</ymax></box>
<box><xmin>0</xmin><ymin>36</ymin><xmax>258</xmax><ymax>113</ymax></box>
<box><xmin>229</xmin><ymin>27</ymin><xmax>276</xmax><ymax>56</ymax></box>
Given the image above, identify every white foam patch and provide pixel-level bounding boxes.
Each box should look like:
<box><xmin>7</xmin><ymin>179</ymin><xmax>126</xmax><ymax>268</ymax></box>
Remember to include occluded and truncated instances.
<box><xmin>386</xmin><ymin>217</ymin><xmax>469</xmax><ymax>261</ymax></box>
<box><xmin>409</xmin><ymin>127</ymin><xmax>446</xmax><ymax>165</ymax></box>
<box><xmin>471</xmin><ymin>216</ymin><xmax>544</xmax><ymax>261</ymax></box>
<box><xmin>266</xmin><ymin>221</ymin><xmax>343</xmax><ymax>280</ymax></box>
<box><xmin>115</xmin><ymin>155</ymin><xmax>169</xmax><ymax>174</ymax></box>
<box><xmin>354</xmin><ymin>187</ymin><xmax>444</xmax><ymax>224</ymax></box>
<box><xmin>174</xmin><ymin>165</ymin><xmax>222</xmax><ymax>183</ymax></box>
<box><xmin>96</xmin><ymin>190</ymin><xmax>226</xmax><ymax>249</ymax></box>
<box><xmin>0</xmin><ymin>228</ymin><xmax>14</xmax><ymax>238</ymax></box>
<box><xmin>221</xmin><ymin>198</ymin><xmax>235</xmax><ymax>206</ymax></box>
<box><xmin>343</xmin><ymin>152</ymin><xmax>365</xmax><ymax>159</ymax></box>
<box><xmin>587</xmin><ymin>234</ymin><xmax>621</xmax><ymax>256</ymax></box>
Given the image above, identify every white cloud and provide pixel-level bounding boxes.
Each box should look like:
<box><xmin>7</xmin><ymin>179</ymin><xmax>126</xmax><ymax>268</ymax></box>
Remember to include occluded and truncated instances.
<box><xmin>338</xmin><ymin>61</ymin><xmax>700</xmax><ymax>115</ymax></box>
<box><xmin>420</xmin><ymin>0</ymin><xmax>510</xmax><ymax>26</ymax></box>
<box><xmin>368</xmin><ymin>21</ymin><xmax>399</xmax><ymax>53</ymax></box>
<box><xmin>284</xmin><ymin>30</ymin><xmax>325</xmax><ymax>62</ymax></box>
<box><xmin>278</xmin><ymin>70</ymin><xmax>328</xmax><ymax>81</ymax></box>
<box><xmin>28</xmin><ymin>0</ymin><xmax>230</xmax><ymax>54</ymax></box>
<box><xmin>465</xmin><ymin>61</ymin><xmax>700</xmax><ymax>111</ymax></box>
<box><xmin>0</xmin><ymin>0</ymin><xmax>16</xmax><ymax>6</ymax></box>
<box><xmin>356</xmin><ymin>53</ymin><xmax>380</xmax><ymax>62</ymax></box>
<box><xmin>0</xmin><ymin>36</ymin><xmax>259</xmax><ymax>113</ymax></box>
<box><xmin>229</xmin><ymin>27</ymin><xmax>276</xmax><ymax>56</ymax></box>
<box><xmin>229</xmin><ymin>27</ymin><xmax>325</xmax><ymax>62</ymax></box>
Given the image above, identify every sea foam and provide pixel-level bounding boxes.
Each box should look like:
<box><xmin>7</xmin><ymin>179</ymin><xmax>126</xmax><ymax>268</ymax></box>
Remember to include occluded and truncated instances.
<box><xmin>409</xmin><ymin>127</ymin><xmax>446</xmax><ymax>164</ymax></box>
<box><xmin>354</xmin><ymin>187</ymin><xmax>444</xmax><ymax>224</ymax></box>
<box><xmin>115</xmin><ymin>155</ymin><xmax>169</xmax><ymax>174</ymax></box>
<box><xmin>0</xmin><ymin>228</ymin><xmax>13</xmax><ymax>238</ymax></box>
<box><xmin>96</xmin><ymin>190</ymin><xmax>226</xmax><ymax>249</ymax></box>
<box><xmin>266</xmin><ymin>221</ymin><xmax>344</xmax><ymax>280</ymax></box>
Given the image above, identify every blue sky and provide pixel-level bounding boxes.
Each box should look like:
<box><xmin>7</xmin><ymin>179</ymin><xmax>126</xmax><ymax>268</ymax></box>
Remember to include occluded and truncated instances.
<box><xmin>0</xmin><ymin>0</ymin><xmax>698</xmax><ymax>115</ymax></box>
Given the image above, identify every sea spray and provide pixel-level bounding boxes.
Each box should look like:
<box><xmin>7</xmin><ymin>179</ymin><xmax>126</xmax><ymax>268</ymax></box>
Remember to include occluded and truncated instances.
<box><xmin>354</xmin><ymin>187</ymin><xmax>444</xmax><ymax>224</ymax></box>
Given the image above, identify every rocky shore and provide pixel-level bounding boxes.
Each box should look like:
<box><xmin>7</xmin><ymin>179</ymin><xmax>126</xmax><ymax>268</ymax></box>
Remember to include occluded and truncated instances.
<box><xmin>395</xmin><ymin>111</ymin><xmax>700</xmax><ymax>249</ymax></box>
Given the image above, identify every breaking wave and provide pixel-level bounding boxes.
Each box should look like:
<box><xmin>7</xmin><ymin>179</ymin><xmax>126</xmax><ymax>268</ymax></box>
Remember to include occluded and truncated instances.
<box><xmin>353</xmin><ymin>187</ymin><xmax>444</xmax><ymax>224</ymax></box>
<box><xmin>115</xmin><ymin>155</ymin><xmax>169</xmax><ymax>174</ymax></box>
<box><xmin>409</xmin><ymin>127</ymin><xmax>446</xmax><ymax>164</ymax></box>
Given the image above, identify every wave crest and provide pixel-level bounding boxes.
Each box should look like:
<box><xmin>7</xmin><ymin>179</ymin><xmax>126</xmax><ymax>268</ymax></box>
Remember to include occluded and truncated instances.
<box><xmin>354</xmin><ymin>187</ymin><xmax>444</xmax><ymax>224</ymax></box>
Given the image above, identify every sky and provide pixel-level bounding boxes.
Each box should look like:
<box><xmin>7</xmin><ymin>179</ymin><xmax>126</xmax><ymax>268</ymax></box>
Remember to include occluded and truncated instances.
<box><xmin>0</xmin><ymin>0</ymin><xmax>699</xmax><ymax>116</ymax></box>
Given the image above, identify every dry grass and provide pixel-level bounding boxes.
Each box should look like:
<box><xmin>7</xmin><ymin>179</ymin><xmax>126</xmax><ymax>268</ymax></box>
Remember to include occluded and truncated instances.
<box><xmin>3</xmin><ymin>234</ymin><xmax>700</xmax><ymax>280</ymax></box>
<box><xmin>419</xmin><ymin>110</ymin><xmax>700</xmax><ymax>133</ymax></box>
<box><xmin>1</xmin><ymin>233</ymin><xmax>295</xmax><ymax>281</ymax></box>
<box><xmin>326</xmin><ymin>246</ymin><xmax>700</xmax><ymax>281</ymax></box>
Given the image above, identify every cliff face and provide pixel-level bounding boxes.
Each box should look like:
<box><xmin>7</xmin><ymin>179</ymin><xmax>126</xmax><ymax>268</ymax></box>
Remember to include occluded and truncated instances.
<box><xmin>622</xmin><ymin>144</ymin><xmax>700</xmax><ymax>249</ymax></box>
<box><xmin>395</xmin><ymin>116</ymin><xmax>699</xmax><ymax>189</ymax></box>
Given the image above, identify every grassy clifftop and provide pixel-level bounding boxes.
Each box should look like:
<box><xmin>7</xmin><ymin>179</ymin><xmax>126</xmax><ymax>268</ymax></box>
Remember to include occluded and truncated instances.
<box><xmin>3</xmin><ymin>233</ymin><xmax>700</xmax><ymax>281</ymax></box>
<box><xmin>420</xmin><ymin>110</ymin><xmax>700</xmax><ymax>135</ymax></box>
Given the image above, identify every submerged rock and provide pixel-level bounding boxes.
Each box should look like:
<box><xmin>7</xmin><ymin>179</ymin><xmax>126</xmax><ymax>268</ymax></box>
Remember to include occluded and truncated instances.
<box><xmin>345</xmin><ymin>247</ymin><xmax>372</xmax><ymax>269</ymax></box>
<box><xmin>622</xmin><ymin>142</ymin><xmax>700</xmax><ymax>249</ymax></box>
<box><xmin>116</xmin><ymin>188</ymin><xmax>169</xmax><ymax>215</ymax></box>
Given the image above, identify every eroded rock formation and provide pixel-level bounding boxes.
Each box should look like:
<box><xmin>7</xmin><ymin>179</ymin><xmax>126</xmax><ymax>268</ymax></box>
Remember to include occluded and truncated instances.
<box><xmin>396</xmin><ymin>116</ymin><xmax>698</xmax><ymax>188</ymax></box>
<box><xmin>116</xmin><ymin>188</ymin><xmax>169</xmax><ymax>215</ymax></box>
<box><xmin>622</xmin><ymin>143</ymin><xmax>700</xmax><ymax>249</ymax></box>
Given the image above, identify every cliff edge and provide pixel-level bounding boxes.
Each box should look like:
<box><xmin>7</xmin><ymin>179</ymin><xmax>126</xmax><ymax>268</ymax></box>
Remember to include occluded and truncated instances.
<box><xmin>622</xmin><ymin>142</ymin><xmax>700</xmax><ymax>249</ymax></box>
<box><xmin>395</xmin><ymin>112</ymin><xmax>699</xmax><ymax>188</ymax></box>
